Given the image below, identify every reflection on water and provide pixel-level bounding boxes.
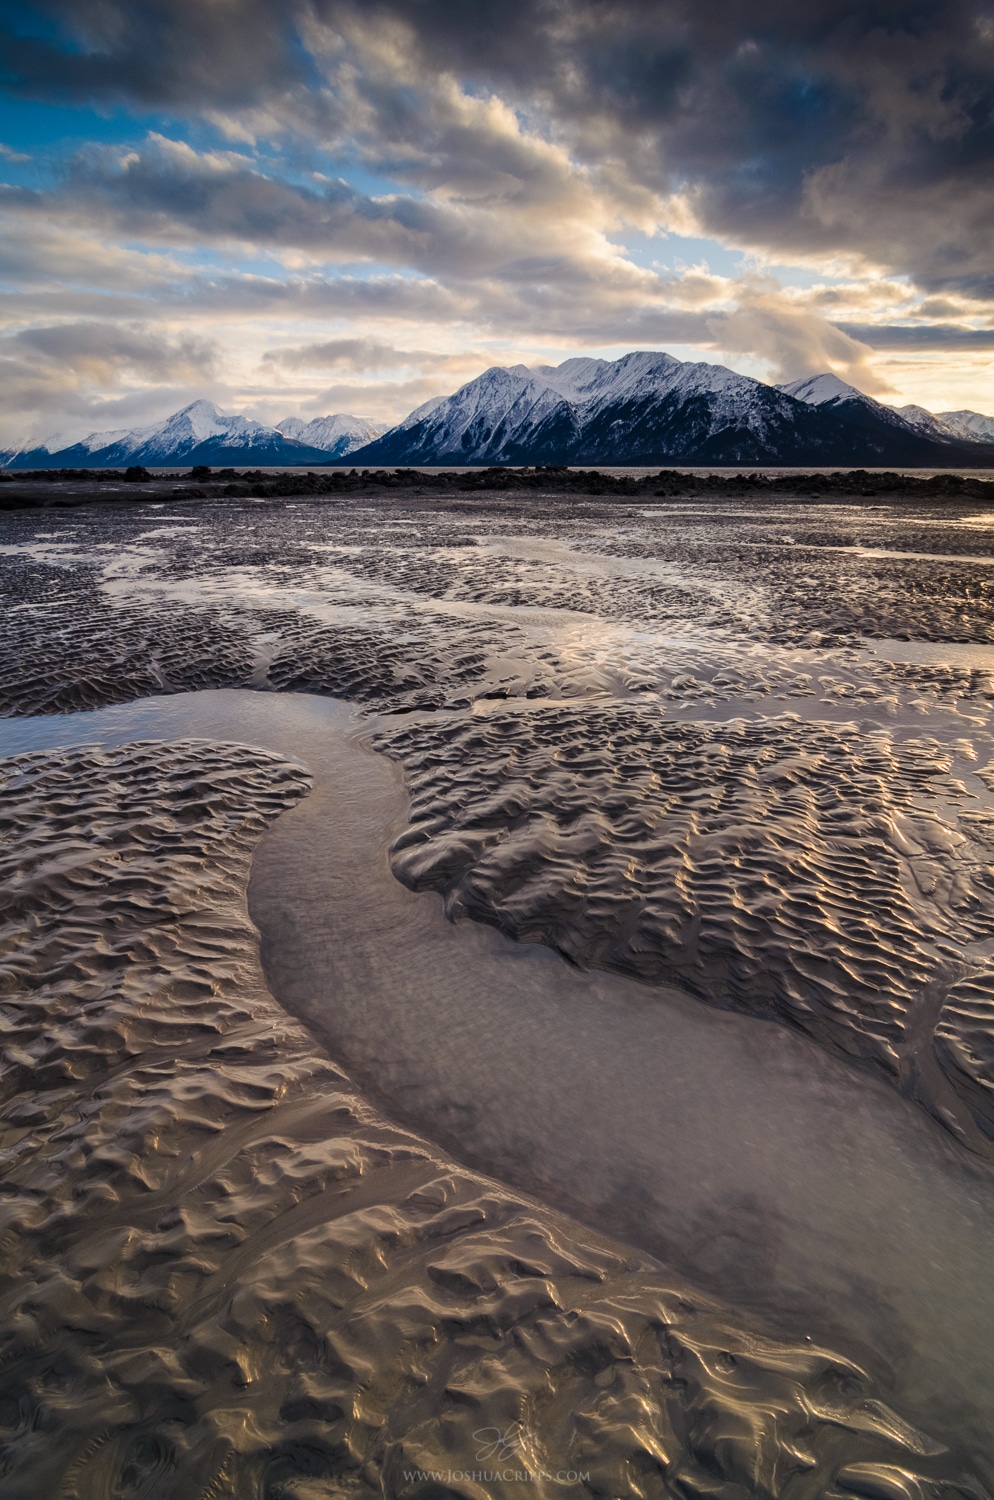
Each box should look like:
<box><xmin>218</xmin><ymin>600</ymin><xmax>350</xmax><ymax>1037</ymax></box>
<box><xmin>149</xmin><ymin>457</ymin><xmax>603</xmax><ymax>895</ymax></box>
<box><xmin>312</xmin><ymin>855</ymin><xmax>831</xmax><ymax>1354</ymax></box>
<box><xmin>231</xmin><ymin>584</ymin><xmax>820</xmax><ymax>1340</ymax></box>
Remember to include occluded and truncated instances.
<box><xmin>866</xmin><ymin>637</ymin><xmax>994</xmax><ymax>669</ymax></box>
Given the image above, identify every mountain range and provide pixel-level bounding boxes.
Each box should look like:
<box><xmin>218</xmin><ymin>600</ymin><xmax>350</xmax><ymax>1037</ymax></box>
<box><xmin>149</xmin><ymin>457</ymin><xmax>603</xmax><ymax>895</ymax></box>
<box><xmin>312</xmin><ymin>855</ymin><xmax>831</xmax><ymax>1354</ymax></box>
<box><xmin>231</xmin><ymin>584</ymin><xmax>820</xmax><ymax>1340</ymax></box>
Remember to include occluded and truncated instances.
<box><xmin>4</xmin><ymin>353</ymin><xmax>994</xmax><ymax>470</ymax></box>
<box><xmin>354</xmin><ymin>354</ymin><xmax>994</xmax><ymax>467</ymax></box>
<box><xmin>3</xmin><ymin>401</ymin><xmax>384</xmax><ymax>470</ymax></box>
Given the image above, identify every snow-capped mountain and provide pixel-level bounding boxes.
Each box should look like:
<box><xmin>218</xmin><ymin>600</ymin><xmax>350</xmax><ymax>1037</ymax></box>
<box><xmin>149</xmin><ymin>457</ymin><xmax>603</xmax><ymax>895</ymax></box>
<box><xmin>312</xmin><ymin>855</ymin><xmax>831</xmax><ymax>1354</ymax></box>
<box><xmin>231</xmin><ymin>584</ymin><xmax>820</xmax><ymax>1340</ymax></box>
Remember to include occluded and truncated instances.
<box><xmin>392</xmin><ymin>394</ymin><xmax>453</xmax><ymax>431</ymax></box>
<box><xmin>935</xmin><ymin>409</ymin><xmax>994</xmax><ymax>443</ymax></box>
<box><xmin>893</xmin><ymin>404</ymin><xmax>961</xmax><ymax>441</ymax></box>
<box><xmin>352</xmin><ymin>352</ymin><xmax>994</xmax><ymax>467</ymax></box>
<box><xmin>778</xmin><ymin>373</ymin><xmax>961</xmax><ymax>447</ymax></box>
<box><xmin>779</xmin><ymin>372</ymin><xmax>905</xmax><ymax>422</ymax></box>
<box><xmin>6</xmin><ymin>365</ymin><xmax>994</xmax><ymax>470</ymax></box>
<box><xmin>5</xmin><ymin>400</ymin><xmax>372</xmax><ymax>469</ymax></box>
<box><xmin>782</xmin><ymin>374</ymin><xmax>994</xmax><ymax>449</ymax></box>
<box><xmin>275</xmin><ymin>413</ymin><xmax>385</xmax><ymax>458</ymax></box>
<box><xmin>357</xmin><ymin>364</ymin><xmax>583</xmax><ymax>466</ymax></box>
<box><xmin>780</xmin><ymin>372</ymin><xmax>867</xmax><ymax>406</ymax></box>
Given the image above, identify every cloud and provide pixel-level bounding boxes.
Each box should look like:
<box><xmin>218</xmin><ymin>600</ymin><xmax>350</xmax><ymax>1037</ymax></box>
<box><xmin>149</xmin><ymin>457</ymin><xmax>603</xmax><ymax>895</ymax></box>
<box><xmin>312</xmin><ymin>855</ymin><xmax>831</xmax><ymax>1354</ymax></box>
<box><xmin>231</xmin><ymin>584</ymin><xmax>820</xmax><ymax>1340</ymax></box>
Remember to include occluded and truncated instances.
<box><xmin>343</xmin><ymin>1</ymin><xmax>994</xmax><ymax>299</ymax></box>
<box><xmin>0</xmin><ymin>212</ymin><xmax>189</xmax><ymax>291</ymax></box>
<box><xmin>261</xmin><ymin>336</ymin><xmax>464</xmax><ymax>370</ymax></box>
<box><xmin>181</xmin><ymin>269</ymin><xmax>471</xmax><ymax>323</ymax></box>
<box><xmin>836</xmin><ymin>322</ymin><xmax>994</xmax><ymax>350</ymax></box>
<box><xmin>0</xmin><ymin>0</ymin><xmax>307</xmax><ymax>110</ymax></box>
<box><xmin>2</xmin><ymin>2</ymin><xmax>994</xmax><ymax>430</ymax></box>
<box><xmin>13</xmin><ymin>132</ymin><xmax>621</xmax><ymax>284</ymax></box>
<box><xmin>6</xmin><ymin>2</ymin><xmax>994</xmax><ymax>298</ymax></box>
<box><xmin>11</xmin><ymin>321</ymin><xmax>216</xmax><ymax>379</ymax></box>
<box><xmin>706</xmin><ymin>283</ymin><xmax>888</xmax><ymax>390</ymax></box>
<box><xmin>0</xmin><ymin>320</ymin><xmax>218</xmax><ymax>442</ymax></box>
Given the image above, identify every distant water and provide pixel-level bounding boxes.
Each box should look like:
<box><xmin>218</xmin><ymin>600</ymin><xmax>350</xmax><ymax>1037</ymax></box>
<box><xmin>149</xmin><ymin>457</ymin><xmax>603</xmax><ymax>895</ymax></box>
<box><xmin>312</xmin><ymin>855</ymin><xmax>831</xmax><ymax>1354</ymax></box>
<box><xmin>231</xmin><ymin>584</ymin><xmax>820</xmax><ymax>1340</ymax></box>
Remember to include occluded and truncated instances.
<box><xmin>128</xmin><ymin>463</ymin><xmax>994</xmax><ymax>479</ymax></box>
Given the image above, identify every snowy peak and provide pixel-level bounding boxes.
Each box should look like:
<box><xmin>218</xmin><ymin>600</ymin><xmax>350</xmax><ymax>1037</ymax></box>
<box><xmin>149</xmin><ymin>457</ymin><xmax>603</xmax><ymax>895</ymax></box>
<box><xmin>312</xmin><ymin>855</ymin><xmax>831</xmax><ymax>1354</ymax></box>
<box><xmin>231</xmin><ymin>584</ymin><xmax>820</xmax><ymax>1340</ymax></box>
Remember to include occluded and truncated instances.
<box><xmin>778</xmin><ymin>374</ymin><xmax>994</xmax><ymax>446</ymax></box>
<box><xmin>778</xmin><ymin>373</ymin><xmax>877</xmax><ymax>408</ymax></box>
<box><xmin>447</xmin><ymin>351</ymin><xmax>754</xmax><ymax>429</ymax></box>
<box><xmin>173</xmin><ymin>399</ymin><xmax>227</xmax><ymax>438</ymax></box>
<box><xmin>149</xmin><ymin>401</ymin><xmax>270</xmax><ymax>455</ymax></box>
<box><xmin>514</xmin><ymin>349</ymin><xmax>726</xmax><ymax>408</ymax></box>
<box><xmin>32</xmin><ymin>401</ymin><xmax>270</xmax><ymax>463</ymax></box>
<box><xmin>778</xmin><ymin>372</ymin><xmax>924</xmax><ymax>437</ymax></box>
<box><xmin>37</xmin><ymin>424</ymin><xmax>135</xmax><ymax>456</ymax></box>
<box><xmin>379</xmin><ymin>364</ymin><xmax>577</xmax><ymax>463</ymax></box>
<box><xmin>519</xmin><ymin>350</ymin><xmax>681</xmax><ymax>402</ymax></box>
<box><xmin>777</xmin><ymin>372</ymin><xmax>989</xmax><ymax>445</ymax></box>
<box><xmin>894</xmin><ymin>404</ymin><xmax>959</xmax><ymax>441</ymax></box>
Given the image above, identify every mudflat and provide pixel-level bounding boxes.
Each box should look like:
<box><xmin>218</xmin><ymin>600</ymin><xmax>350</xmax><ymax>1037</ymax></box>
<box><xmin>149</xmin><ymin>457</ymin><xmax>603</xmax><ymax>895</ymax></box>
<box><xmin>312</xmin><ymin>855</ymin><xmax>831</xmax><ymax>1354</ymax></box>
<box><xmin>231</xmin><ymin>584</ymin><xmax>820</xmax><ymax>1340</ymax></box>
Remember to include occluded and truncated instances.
<box><xmin>2</xmin><ymin>479</ymin><xmax>993</xmax><ymax>1495</ymax></box>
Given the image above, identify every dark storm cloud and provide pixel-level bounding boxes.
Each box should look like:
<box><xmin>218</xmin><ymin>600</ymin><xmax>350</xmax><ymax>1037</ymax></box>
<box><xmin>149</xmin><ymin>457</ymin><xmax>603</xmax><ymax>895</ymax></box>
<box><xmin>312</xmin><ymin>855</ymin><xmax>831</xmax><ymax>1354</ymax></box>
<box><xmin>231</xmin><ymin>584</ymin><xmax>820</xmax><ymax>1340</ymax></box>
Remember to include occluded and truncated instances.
<box><xmin>0</xmin><ymin>0</ymin><xmax>308</xmax><ymax>109</ymax></box>
<box><xmin>4</xmin><ymin>2</ymin><xmax>994</xmax><ymax>295</ymax></box>
<box><xmin>838</xmin><ymin>322</ymin><xmax>994</xmax><ymax>349</ymax></box>
<box><xmin>354</xmin><ymin>0</ymin><xmax>994</xmax><ymax>296</ymax></box>
<box><xmin>0</xmin><ymin>0</ymin><xmax>549</xmax><ymax>108</ymax></box>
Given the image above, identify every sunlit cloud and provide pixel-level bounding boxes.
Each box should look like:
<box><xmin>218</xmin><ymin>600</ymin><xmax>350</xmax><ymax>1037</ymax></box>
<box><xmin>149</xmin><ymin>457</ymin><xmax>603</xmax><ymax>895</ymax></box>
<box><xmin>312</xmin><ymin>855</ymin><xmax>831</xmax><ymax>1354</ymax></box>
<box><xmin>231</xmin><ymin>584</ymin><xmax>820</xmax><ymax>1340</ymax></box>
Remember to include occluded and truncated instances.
<box><xmin>0</xmin><ymin>0</ymin><xmax>992</xmax><ymax>442</ymax></box>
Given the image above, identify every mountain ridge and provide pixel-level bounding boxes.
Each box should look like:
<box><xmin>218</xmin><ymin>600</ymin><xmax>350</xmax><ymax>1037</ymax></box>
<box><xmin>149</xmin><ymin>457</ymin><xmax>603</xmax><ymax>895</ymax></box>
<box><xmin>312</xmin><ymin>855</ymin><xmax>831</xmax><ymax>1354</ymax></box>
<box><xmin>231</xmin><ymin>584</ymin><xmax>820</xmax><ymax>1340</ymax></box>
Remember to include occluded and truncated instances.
<box><xmin>274</xmin><ymin>412</ymin><xmax>386</xmax><ymax>458</ymax></box>
<box><xmin>5</xmin><ymin>358</ymin><xmax>994</xmax><ymax>469</ymax></box>
<box><xmin>5</xmin><ymin>401</ymin><xmax>383</xmax><ymax>470</ymax></box>
<box><xmin>350</xmin><ymin>353</ymin><xmax>994</xmax><ymax>468</ymax></box>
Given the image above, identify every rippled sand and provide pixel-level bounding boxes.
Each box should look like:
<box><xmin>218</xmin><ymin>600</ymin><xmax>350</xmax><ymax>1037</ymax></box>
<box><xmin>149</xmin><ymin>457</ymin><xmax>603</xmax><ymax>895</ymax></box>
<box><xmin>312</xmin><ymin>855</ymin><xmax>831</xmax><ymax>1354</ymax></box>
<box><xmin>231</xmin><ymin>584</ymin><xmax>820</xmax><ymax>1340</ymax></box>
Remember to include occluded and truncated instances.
<box><xmin>1</xmin><ymin>733</ymin><xmax>974</xmax><ymax>1497</ymax></box>
<box><xmin>2</xmin><ymin>486</ymin><xmax>994</xmax><ymax>1491</ymax></box>
<box><xmin>3</xmin><ymin>491</ymin><xmax>994</xmax><ymax>721</ymax></box>
<box><xmin>375</xmin><ymin>704</ymin><xmax>994</xmax><ymax>1147</ymax></box>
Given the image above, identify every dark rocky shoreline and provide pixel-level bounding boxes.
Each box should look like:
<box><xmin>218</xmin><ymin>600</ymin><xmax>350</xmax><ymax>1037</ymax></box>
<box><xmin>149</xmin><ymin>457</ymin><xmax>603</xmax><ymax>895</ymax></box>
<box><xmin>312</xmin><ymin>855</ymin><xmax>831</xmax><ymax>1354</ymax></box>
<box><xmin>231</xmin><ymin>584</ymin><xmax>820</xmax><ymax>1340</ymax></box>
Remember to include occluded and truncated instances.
<box><xmin>3</xmin><ymin>461</ymin><xmax>994</xmax><ymax>509</ymax></box>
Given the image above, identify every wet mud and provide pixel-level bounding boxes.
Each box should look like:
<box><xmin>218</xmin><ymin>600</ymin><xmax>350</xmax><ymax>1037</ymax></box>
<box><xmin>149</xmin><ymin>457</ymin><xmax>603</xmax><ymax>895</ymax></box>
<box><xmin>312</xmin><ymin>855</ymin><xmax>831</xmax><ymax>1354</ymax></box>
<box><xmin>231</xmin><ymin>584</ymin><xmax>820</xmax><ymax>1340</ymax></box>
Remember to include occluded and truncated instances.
<box><xmin>374</xmin><ymin>704</ymin><xmax>994</xmax><ymax>1146</ymax></box>
<box><xmin>2</xmin><ymin>486</ymin><xmax>994</xmax><ymax>1490</ymax></box>
<box><xmin>0</xmin><ymin>729</ymin><xmax>975</xmax><ymax>1497</ymax></box>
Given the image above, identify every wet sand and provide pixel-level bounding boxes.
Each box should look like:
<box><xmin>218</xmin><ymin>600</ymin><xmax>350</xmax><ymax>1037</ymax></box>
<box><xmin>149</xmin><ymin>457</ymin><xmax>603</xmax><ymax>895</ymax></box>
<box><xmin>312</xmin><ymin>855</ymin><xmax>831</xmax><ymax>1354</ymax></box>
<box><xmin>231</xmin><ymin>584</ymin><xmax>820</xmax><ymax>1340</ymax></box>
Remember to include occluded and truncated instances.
<box><xmin>0</xmin><ymin>706</ymin><xmax>974</xmax><ymax>1498</ymax></box>
<box><xmin>3</xmin><ymin>489</ymin><xmax>994</xmax><ymax>1491</ymax></box>
<box><xmin>1</xmin><ymin>688</ymin><xmax>993</xmax><ymax>1490</ymax></box>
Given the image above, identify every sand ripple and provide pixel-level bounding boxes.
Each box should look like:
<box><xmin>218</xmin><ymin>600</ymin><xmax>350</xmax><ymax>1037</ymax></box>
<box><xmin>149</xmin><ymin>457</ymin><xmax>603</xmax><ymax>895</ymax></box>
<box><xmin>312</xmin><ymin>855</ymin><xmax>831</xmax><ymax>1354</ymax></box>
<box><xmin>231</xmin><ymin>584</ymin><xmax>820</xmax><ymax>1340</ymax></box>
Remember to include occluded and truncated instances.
<box><xmin>5</xmin><ymin>495</ymin><xmax>994</xmax><ymax>726</ymax></box>
<box><xmin>376</xmin><ymin>706</ymin><xmax>994</xmax><ymax>1146</ymax></box>
<box><xmin>0</xmin><ymin>738</ymin><xmax>978</xmax><ymax>1496</ymax></box>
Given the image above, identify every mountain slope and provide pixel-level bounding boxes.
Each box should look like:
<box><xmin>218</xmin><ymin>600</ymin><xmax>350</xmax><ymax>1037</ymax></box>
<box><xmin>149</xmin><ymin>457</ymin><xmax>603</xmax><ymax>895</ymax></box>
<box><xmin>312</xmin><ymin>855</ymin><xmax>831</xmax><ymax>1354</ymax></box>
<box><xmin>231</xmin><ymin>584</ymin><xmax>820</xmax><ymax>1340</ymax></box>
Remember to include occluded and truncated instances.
<box><xmin>893</xmin><ymin>404</ymin><xmax>962</xmax><ymax>441</ymax></box>
<box><xmin>354</xmin><ymin>352</ymin><xmax>994</xmax><ymax>467</ymax></box>
<box><xmin>351</xmin><ymin>366</ymin><xmax>584</xmax><ymax>466</ymax></box>
<box><xmin>777</xmin><ymin>373</ymin><xmax>945</xmax><ymax>442</ymax></box>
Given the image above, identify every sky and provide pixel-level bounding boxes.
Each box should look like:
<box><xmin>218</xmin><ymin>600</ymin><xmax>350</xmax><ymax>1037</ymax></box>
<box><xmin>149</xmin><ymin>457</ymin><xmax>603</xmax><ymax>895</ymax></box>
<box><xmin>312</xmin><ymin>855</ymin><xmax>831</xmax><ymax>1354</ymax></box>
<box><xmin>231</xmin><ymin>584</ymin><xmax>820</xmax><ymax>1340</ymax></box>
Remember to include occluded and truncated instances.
<box><xmin>1</xmin><ymin>0</ymin><xmax>994</xmax><ymax>446</ymax></box>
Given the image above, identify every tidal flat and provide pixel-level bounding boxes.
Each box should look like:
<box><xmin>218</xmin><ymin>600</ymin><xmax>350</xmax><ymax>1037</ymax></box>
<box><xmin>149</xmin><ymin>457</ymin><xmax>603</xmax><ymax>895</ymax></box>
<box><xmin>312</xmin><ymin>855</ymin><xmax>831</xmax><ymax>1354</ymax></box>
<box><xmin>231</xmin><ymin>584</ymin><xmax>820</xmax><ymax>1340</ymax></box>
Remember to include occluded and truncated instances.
<box><xmin>1</xmin><ymin>480</ymin><xmax>994</xmax><ymax>1496</ymax></box>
